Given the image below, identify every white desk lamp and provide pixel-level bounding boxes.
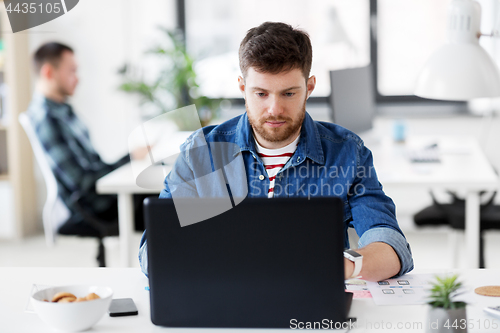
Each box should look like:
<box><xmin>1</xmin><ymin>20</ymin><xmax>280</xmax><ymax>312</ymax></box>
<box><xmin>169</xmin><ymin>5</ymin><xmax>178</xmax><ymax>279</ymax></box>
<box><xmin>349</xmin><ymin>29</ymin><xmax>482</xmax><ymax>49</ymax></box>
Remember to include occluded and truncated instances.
<box><xmin>415</xmin><ymin>0</ymin><xmax>500</xmax><ymax>101</ymax></box>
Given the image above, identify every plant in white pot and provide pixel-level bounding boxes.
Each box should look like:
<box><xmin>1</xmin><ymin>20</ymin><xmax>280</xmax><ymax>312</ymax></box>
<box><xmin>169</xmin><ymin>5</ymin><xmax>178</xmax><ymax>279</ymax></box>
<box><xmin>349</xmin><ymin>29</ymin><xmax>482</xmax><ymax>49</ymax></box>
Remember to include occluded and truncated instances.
<box><xmin>427</xmin><ymin>274</ymin><xmax>467</xmax><ymax>333</ymax></box>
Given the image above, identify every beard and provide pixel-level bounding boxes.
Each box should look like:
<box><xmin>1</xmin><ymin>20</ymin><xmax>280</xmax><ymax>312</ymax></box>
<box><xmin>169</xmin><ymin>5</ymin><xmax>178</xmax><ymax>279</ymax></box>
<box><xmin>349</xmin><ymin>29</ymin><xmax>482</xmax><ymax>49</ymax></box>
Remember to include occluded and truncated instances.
<box><xmin>57</xmin><ymin>84</ymin><xmax>74</xmax><ymax>98</ymax></box>
<box><xmin>247</xmin><ymin>98</ymin><xmax>306</xmax><ymax>144</ymax></box>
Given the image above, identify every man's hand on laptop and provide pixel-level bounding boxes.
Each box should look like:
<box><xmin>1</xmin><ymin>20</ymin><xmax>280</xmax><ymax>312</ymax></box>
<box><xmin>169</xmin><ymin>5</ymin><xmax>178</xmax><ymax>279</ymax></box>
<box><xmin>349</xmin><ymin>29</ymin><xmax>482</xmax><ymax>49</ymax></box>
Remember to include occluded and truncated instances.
<box><xmin>344</xmin><ymin>242</ymin><xmax>401</xmax><ymax>282</ymax></box>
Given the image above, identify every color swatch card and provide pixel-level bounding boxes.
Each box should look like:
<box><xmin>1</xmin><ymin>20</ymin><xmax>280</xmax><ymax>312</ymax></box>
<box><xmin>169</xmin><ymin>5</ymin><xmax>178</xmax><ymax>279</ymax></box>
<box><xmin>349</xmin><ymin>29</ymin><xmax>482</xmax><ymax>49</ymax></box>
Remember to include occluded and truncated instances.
<box><xmin>345</xmin><ymin>279</ymin><xmax>372</xmax><ymax>299</ymax></box>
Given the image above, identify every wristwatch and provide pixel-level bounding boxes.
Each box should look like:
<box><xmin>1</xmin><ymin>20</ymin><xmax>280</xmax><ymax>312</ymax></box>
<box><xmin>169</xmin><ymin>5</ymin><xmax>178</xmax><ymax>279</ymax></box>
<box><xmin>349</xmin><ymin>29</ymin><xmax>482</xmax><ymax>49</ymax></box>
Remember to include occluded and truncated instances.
<box><xmin>343</xmin><ymin>249</ymin><xmax>363</xmax><ymax>279</ymax></box>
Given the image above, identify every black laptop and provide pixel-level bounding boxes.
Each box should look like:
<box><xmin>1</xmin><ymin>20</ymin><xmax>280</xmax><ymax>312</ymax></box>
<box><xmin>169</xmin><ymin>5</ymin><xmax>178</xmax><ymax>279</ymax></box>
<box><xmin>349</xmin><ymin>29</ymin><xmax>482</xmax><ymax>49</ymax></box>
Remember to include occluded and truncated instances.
<box><xmin>144</xmin><ymin>197</ymin><xmax>352</xmax><ymax>328</ymax></box>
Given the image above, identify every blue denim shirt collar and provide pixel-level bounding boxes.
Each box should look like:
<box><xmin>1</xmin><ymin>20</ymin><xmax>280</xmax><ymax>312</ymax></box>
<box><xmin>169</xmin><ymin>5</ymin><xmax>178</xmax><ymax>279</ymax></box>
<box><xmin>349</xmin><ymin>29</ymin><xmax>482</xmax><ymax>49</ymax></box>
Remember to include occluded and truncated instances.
<box><xmin>234</xmin><ymin>111</ymin><xmax>325</xmax><ymax>165</ymax></box>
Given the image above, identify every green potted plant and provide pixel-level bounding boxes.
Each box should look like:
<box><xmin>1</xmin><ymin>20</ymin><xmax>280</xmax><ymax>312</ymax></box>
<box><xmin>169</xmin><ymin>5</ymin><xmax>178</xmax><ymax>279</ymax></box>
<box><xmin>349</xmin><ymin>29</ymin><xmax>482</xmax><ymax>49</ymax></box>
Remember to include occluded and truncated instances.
<box><xmin>118</xmin><ymin>27</ymin><xmax>221</xmax><ymax>130</ymax></box>
<box><xmin>426</xmin><ymin>274</ymin><xmax>467</xmax><ymax>333</ymax></box>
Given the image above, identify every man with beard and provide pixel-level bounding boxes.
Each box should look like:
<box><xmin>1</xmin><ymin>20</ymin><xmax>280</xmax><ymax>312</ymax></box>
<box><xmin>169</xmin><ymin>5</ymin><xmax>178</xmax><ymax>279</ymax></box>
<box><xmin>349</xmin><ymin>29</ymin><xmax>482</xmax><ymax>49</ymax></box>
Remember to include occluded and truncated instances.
<box><xmin>139</xmin><ymin>22</ymin><xmax>413</xmax><ymax>281</ymax></box>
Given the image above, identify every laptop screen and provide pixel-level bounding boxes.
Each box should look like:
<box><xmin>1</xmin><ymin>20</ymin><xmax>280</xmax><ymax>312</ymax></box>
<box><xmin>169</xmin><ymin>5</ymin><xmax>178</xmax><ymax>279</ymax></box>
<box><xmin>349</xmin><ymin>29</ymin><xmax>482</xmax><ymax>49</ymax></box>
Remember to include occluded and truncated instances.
<box><xmin>145</xmin><ymin>197</ymin><xmax>350</xmax><ymax>328</ymax></box>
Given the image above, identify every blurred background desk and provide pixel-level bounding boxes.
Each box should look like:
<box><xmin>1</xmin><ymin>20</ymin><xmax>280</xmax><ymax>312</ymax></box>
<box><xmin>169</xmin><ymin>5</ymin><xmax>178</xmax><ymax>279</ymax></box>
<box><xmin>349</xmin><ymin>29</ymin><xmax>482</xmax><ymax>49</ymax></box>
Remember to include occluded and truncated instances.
<box><xmin>97</xmin><ymin>134</ymin><xmax>498</xmax><ymax>269</ymax></box>
<box><xmin>371</xmin><ymin>135</ymin><xmax>499</xmax><ymax>269</ymax></box>
<box><xmin>96</xmin><ymin>164</ymin><xmax>168</xmax><ymax>267</ymax></box>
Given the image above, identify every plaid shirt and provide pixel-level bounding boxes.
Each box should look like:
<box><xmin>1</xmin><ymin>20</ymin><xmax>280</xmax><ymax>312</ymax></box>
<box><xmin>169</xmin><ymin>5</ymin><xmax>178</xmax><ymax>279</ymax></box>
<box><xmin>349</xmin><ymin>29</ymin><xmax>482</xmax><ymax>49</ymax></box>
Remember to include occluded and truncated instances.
<box><xmin>27</xmin><ymin>93</ymin><xmax>130</xmax><ymax>221</ymax></box>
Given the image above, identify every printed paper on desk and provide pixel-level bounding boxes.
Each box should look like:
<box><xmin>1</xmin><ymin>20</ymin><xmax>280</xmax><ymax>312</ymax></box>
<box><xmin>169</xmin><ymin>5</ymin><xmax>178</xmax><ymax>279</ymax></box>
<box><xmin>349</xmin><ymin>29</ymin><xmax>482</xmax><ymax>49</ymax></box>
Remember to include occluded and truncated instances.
<box><xmin>366</xmin><ymin>274</ymin><xmax>433</xmax><ymax>305</ymax></box>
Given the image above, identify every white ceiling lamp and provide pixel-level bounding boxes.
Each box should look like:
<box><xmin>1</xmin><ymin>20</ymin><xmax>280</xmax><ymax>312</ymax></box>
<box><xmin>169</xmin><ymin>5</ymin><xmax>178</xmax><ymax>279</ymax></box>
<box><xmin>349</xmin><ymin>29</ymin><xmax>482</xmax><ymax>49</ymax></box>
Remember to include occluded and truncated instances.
<box><xmin>415</xmin><ymin>0</ymin><xmax>500</xmax><ymax>101</ymax></box>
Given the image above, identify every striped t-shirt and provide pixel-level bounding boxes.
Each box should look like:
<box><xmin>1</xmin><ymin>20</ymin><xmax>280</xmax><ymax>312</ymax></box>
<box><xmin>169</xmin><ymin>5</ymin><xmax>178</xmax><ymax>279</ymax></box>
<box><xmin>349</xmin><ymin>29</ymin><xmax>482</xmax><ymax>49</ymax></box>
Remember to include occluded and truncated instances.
<box><xmin>254</xmin><ymin>135</ymin><xmax>300</xmax><ymax>198</ymax></box>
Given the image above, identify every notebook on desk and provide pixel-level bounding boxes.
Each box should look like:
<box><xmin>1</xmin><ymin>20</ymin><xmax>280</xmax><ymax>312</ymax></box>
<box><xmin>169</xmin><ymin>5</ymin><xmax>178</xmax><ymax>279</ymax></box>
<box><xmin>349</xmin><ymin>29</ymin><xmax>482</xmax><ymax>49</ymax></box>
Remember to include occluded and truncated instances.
<box><xmin>144</xmin><ymin>197</ymin><xmax>353</xmax><ymax>329</ymax></box>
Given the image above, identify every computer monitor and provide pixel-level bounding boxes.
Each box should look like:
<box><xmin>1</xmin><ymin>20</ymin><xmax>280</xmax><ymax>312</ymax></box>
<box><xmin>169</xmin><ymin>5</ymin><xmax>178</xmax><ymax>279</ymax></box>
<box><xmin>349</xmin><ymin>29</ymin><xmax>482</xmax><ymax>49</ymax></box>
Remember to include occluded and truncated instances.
<box><xmin>328</xmin><ymin>65</ymin><xmax>375</xmax><ymax>135</ymax></box>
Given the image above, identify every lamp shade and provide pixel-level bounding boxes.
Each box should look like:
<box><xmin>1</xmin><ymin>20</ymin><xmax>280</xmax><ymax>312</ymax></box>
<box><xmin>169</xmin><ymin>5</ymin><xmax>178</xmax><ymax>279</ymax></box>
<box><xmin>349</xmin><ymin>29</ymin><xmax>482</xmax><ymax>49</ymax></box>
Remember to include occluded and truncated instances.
<box><xmin>414</xmin><ymin>43</ymin><xmax>500</xmax><ymax>101</ymax></box>
<box><xmin>414</xmin><ymin>0</ymin><xmax>500</xmax><ymax>101</ymax></box>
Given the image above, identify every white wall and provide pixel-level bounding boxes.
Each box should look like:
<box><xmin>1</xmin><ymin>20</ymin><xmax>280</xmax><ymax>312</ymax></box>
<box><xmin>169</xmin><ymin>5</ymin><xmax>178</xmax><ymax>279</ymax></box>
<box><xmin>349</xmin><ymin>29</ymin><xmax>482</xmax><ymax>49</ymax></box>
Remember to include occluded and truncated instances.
<box><xmin>0</xmin><ymin>181</ymin><xmax>14</xmax><ymax>237</ymax></box>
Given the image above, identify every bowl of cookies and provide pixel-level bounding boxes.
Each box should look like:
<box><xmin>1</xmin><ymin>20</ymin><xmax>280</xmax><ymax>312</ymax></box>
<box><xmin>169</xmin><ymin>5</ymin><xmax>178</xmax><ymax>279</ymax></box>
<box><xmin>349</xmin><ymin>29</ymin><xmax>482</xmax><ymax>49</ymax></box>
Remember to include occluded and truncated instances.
<box><xmin>31</xmin><ymin>285</ymin><xmax>113</xmax><ymax>332</ymax></box>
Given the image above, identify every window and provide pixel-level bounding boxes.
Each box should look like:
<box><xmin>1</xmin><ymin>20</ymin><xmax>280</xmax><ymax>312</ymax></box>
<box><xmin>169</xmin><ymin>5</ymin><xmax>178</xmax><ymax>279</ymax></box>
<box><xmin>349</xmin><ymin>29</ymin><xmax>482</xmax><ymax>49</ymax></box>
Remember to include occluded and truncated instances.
<box><xmin>375</xmin><ymin>0</ymin><xmax>449</xmax><ymax>97</ymax></box>
<box><xmin>184</xmin><ymin>0</ymin><xmax>370</xmax><ymax>99</ymax></box>
<box><xmin>372</xmin><ymin>0</ymin><xmax>497</xmax><ymax>109</ymax></box>
<box><xmin>181</xmin><ymin>0</ymin><xmax>485</xmax><ymax>108</ymax></box>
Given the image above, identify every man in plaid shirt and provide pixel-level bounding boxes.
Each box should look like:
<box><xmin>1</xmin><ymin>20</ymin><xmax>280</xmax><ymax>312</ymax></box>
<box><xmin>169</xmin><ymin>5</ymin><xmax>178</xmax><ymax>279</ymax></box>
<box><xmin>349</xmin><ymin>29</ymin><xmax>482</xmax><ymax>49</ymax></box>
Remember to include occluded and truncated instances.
<box><xmin>27</xmin><ymin>42</ymin><xmax>146</xmax><ymax>235</ymax></box>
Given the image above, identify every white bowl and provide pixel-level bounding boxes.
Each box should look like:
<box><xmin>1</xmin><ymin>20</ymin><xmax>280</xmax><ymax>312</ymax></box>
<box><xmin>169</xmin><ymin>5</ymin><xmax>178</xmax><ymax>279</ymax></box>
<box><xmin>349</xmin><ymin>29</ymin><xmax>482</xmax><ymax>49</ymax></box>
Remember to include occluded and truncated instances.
<box><xmin>31</xmin><ymin>285</ymin><xmax>113</xmax><ymax>332</ymax></box>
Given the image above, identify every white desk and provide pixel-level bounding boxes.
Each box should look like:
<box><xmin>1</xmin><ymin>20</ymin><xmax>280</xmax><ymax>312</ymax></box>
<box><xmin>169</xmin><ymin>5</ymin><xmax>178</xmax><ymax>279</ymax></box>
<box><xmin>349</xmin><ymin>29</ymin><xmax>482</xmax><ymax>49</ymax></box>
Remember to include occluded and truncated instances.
<box><xmin>97</xmin><ymin>128</ymin><xmax>189</xmax><ymax>267</ymax></box>
<box><xmin>370</xmin><ymin>136</ymin><xmax>499</xmax><ymax>269</ymax></box>
<box><xmin>3</xmin><ymin>267</ymin><xmax>500</xmax><ymax>332</ymax></box>
<box><xmin>97</xmin><ymin>135</ymin><xmax>498</xmax><ymax>269</ymax></box>
<box><xmin>96</xmin><ymin>164</ymin><xmax>167</xmax><ymax>267</ymax></box>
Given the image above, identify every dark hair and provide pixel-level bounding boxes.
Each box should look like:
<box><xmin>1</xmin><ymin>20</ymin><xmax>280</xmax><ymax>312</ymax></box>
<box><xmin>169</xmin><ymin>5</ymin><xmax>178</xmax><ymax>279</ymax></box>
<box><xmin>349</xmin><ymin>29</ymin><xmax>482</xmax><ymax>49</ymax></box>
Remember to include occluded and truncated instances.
<box><xmin>33</xmin><ymin>42</ymin><xmax>73</xmax><ymax>74</ymax></box>
<box><xmin>239</xmin><ymin>22</ymin><xmax>312</xmax><ymax>79</ymax></box>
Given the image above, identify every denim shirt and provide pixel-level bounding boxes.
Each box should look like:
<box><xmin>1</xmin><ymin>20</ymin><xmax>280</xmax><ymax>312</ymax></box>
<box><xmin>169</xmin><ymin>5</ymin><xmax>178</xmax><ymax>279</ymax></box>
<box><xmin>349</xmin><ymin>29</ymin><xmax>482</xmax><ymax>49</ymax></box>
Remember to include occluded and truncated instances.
<box><xmin>139</xmin><ymin>112</ymin><xmax>414</xmax><ymax>277</ymax></box>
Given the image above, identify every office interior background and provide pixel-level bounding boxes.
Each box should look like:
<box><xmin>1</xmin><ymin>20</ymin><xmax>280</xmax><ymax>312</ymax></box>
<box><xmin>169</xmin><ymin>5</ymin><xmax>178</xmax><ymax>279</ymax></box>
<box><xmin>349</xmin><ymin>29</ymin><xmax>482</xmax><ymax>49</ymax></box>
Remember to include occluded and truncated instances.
<box><xmin>1</xmin><ymin>0</ymin><xmax>500</xmax><ymax>269</ymax></box>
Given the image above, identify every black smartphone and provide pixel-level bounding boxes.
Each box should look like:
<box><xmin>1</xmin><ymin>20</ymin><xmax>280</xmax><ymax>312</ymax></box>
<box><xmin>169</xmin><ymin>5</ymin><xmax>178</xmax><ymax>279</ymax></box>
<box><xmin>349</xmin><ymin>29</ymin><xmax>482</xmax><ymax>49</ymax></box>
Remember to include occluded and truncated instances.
<box><xmin>108</xmin><ymin>298</ymin><xmax>138</xmax><ymax>317</ymax></box>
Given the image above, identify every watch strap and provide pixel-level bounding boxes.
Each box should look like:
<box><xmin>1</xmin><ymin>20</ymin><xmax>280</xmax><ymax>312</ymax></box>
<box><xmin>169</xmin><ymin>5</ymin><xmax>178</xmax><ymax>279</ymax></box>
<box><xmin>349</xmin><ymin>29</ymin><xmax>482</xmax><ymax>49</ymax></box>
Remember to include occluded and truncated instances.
<box><xmin>344</xmin><ymin>250</ymin><xmax>363</xmax><ymax>279</ymax></box>
<box><xmin>350</xmin><ymin>257</ymin><xmax>362</xmax><ymax>279</ymax></box>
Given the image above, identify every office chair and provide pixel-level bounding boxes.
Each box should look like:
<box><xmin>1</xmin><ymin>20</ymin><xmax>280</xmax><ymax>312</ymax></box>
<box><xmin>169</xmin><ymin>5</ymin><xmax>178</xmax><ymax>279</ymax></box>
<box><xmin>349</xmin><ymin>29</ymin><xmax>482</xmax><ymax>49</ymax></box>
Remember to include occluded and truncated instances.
<box><xmin>19</xmin><ymin>112</ymin><xmax>118</xmax><ymax>267</ymax></box>
<box><xmin>414</xmin><ymin>190</ymin><xmax>500</xmax><ymax>268</ymax></box>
